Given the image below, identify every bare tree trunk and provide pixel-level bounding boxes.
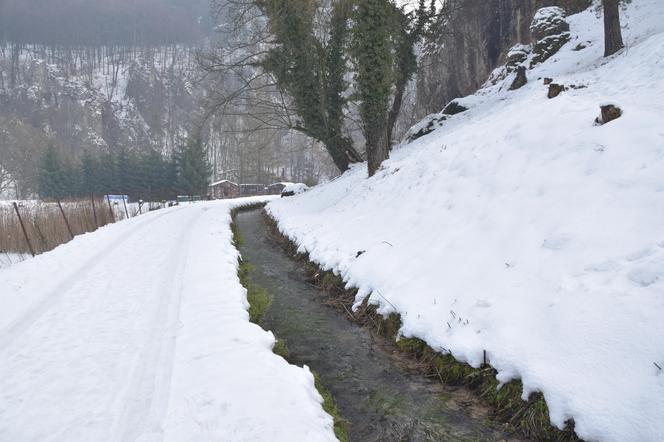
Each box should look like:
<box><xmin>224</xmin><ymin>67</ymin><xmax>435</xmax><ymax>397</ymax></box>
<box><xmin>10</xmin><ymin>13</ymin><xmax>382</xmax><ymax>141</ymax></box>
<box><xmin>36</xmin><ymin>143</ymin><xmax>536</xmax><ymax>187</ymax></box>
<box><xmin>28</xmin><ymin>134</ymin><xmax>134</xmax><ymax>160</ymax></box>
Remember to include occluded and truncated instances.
<box><xmin>323</xmin><ymin>135</ymin><xmax>363</xmax><ymax>173</ymax></box>
<box><xmin>603</xmin><ymin>0</ymin><xmax>624</xmax><ymax>57</ymax></box>
<box><xmin>387</xmin><ymin>71</ymin><xmax>408</xmax><ymax>149</ymax></box>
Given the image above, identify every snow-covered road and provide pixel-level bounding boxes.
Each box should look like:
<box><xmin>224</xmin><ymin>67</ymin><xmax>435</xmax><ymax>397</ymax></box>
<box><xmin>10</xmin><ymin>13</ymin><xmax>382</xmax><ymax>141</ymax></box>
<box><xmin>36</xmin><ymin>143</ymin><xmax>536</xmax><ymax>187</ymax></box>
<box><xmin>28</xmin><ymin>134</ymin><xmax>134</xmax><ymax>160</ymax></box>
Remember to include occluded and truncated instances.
<box><xmin>0</xmin><ymin>198</ymin><xmax>336</xmax><ymax>442</ymax></box>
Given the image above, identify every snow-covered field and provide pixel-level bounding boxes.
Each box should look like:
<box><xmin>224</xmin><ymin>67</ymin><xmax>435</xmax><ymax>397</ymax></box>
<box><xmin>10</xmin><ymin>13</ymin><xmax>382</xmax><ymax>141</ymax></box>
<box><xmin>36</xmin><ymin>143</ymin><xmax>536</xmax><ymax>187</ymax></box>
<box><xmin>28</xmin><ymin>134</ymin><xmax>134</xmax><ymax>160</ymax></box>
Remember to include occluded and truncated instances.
<box><xmin>0</xmin><ymin>197</ymin><xmax>336</xmax><ymax>441</ymax></box>
<box><xmin>268</xmin><ymin>2</ymin><xmax>664</xmax><ymax>441</ymax></box>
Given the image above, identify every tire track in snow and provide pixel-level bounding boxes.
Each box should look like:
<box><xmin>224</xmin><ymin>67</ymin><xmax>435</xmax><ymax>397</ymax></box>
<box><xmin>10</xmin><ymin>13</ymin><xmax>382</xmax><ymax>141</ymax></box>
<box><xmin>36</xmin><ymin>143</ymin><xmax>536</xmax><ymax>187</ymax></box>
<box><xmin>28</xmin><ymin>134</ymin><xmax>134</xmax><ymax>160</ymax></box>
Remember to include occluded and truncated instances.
<box><xmin>110</xmin><ymin>206</ymin><xmax>202</xmax><ymax>442</ymax></box>
<box><xmin>0</xmin><ymin>208</ymin><xmax>182</xmax><ymax>355</ymax></box>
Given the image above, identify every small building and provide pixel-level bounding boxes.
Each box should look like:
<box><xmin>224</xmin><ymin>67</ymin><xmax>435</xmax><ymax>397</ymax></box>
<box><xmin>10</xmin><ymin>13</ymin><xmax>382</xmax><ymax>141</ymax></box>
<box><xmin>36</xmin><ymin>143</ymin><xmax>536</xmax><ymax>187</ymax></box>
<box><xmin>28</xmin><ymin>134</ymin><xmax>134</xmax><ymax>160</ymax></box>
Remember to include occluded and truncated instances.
<box><xmin>209</xmin><ymin>180</ymin><xmax>240</xmax><ymax>199</ymax></box>
<box><xmin>239</xmin><ymin>184</ymin><xmax>266</xmax><ymax>197</ymax></box>
<box><xmin>266</xmin><ymin>182</ymin><xmax>293</xmax><ymax>195</ymax></box>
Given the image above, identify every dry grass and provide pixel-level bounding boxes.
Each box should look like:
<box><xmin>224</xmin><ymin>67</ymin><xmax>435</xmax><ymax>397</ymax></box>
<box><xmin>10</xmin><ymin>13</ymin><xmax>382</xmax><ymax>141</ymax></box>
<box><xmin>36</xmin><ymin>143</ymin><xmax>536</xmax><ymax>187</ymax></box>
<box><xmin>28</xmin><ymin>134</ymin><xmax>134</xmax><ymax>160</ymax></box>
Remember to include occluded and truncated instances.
<box><xmin>0</xmin><ymin>199</ymin><xmax>124</xmax><ymax>255</ymax></box>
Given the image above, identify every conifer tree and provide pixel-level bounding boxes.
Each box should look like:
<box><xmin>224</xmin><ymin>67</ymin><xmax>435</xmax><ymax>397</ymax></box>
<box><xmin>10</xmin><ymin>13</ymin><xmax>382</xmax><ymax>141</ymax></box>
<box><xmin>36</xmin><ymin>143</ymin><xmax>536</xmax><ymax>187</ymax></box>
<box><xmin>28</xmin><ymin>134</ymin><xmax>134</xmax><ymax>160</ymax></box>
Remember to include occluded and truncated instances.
<box><xmin>176</xmin><ymin>138</ymin><xmax>212</xmax><ymax>196</ymax></box>
<box><xmin>38</xmin><ymin>145</ymin><xmax>66</xmax><ymax>199</ymax></box>
<box><xmin>80</xmin><ymin>150</ymin><xmax>99</xmax><ymax>196</ymax></box>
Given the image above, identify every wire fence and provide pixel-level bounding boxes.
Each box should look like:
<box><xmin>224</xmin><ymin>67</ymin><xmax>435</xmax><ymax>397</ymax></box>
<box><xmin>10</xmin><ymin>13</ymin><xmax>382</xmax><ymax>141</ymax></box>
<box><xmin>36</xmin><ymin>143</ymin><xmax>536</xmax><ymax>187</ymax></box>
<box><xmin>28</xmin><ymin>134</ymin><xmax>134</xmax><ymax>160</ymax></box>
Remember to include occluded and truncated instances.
<box><xmin>0</xmin><ymin>195</ymin><xmax>166</xmax><ymax>262</ymax></box>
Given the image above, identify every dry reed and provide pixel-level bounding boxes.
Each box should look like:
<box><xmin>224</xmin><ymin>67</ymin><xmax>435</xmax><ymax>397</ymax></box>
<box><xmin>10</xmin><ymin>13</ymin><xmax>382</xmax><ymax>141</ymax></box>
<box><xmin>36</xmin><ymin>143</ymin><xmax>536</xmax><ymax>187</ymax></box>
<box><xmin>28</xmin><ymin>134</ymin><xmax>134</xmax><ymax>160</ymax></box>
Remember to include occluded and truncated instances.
<box><xmin>0</xmin><ymin>199</ymin><xmax>126</xmax><ymax>255</ymax></box>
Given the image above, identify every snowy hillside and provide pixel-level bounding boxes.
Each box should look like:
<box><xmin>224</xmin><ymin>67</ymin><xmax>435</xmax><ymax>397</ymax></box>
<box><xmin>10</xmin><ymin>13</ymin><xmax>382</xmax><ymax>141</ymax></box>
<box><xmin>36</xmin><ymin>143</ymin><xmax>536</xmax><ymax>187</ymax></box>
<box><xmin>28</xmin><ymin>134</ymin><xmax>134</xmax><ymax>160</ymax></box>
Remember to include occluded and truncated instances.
<box><xmin>267</xmin><ymin>1</ymin><xmax>664</xmax><ymax>441</ymax></box>
<box><xmin>0</xmin><ymin>45</ymin><xmax>200</xmax><ymax>153</ymax></box>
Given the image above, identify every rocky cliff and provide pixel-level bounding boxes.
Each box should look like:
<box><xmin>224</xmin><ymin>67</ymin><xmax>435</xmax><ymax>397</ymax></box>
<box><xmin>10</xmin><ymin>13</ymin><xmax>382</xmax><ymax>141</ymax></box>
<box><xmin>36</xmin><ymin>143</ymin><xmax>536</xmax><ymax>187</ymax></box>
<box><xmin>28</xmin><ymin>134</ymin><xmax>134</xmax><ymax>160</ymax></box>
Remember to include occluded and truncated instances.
<box><xmin>416</xmin><ymin>0</ymin><xmax>591</xmax><ymax>116</ymax></box>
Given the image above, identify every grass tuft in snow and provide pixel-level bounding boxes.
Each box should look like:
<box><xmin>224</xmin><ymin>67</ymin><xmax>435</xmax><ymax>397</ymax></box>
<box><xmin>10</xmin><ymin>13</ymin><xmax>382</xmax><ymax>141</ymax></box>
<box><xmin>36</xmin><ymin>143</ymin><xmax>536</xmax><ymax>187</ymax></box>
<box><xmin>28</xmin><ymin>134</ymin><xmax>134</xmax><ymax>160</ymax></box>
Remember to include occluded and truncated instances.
<box><xmin>314</xmin><ymin>373</ymin><xmax>350</xmax><ymax>442</ymax></box>
<box><xmin>272</xmin><ymin>339</ymin><xmax>290</xmax><ymax>359</ymax></box>
<box><xmin>238</xmin><ymin>261</ymin><xmax>273</xmax><ymax>323</ymax></box>
<box><xmin>232</xmin><ymin>204</ymin><xmax>274</xmax><ymax>323</ymax></box>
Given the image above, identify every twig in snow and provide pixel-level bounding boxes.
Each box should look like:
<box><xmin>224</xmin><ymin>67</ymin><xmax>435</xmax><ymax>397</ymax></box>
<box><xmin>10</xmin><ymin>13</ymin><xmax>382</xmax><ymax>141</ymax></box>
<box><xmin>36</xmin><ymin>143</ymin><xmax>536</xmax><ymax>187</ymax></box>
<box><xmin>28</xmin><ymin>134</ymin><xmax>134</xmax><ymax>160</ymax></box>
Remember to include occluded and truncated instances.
<box><xmin>382</xmin><ymin>241</ymin><xmax>394</xmax><ymax>247</ymax></box>
<box><xmin>374</xmin><ymin>289</ymin><xmax>398</xmax><ymax>311</ymax></box>
<box><xmin>655</xmin><ymin>362</ymin><xmax>662</xmax><ymax>371</ymax></box>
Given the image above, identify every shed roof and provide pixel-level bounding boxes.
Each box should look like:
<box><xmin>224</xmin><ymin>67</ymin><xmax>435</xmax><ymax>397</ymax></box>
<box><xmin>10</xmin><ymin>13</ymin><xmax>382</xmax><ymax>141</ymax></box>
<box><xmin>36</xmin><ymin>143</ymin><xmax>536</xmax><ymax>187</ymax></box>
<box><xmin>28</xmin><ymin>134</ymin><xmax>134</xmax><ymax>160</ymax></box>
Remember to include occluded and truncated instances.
<box><xmin>209</xmin><ymin>180</ymin><xmax>238</xmax><ymax>187</ymax></box>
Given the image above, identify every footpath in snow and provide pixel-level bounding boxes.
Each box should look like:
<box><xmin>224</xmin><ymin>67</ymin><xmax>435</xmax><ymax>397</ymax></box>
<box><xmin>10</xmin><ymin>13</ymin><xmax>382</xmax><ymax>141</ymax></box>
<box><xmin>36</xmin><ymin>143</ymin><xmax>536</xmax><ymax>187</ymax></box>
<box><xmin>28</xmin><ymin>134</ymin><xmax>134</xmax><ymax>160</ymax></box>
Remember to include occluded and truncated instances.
<box><xmin>267</xmin><ymin>2</ymin><xmax>664</xmax><ymax>441</ymax></box>
<box><xmin>0</xmin><ymin>197</ymin><xmax>336</xmax><ymax>442</ymax></box>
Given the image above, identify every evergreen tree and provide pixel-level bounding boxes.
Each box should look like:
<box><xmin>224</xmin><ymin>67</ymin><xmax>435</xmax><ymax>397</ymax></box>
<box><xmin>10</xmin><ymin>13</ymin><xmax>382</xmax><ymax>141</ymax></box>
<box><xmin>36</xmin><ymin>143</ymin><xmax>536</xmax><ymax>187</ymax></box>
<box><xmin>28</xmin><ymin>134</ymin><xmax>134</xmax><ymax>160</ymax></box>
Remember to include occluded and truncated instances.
<box><xmin>79</xmin><ymin>150</ymin><xmax>98</xmax><ymax>196</ymax></box>
<box><xmin>98</xmin><ymin>150</ymin><xmax>117</xmax><ymax>195</ymax></box>
<box><xmin>144</xmin><ymin>149</ymin><xmax>167</xmax><ymax>200</ymax></box>
<box><xmin>38</xmin><ymin>145</ymin><xmax>66</xmax><ymax>199</ymax></box>
<box><xmin>115</xmin><ymin>147</ymin><xmax>131</xmax><ymax>196</ymax></box>
<box><xmin>176</xmin><ymin>138</ymin><xmax>212</xmax><ymax>196</ymax></box>
<box><xmin>165</xmin><ymin>154</ymin><xmax>179</xmax><ymax>199</ymax></box>
<box><xmin>60</xmin><ymin>160</ymin><xmax>77</xmax><ymax>198</ymax></box>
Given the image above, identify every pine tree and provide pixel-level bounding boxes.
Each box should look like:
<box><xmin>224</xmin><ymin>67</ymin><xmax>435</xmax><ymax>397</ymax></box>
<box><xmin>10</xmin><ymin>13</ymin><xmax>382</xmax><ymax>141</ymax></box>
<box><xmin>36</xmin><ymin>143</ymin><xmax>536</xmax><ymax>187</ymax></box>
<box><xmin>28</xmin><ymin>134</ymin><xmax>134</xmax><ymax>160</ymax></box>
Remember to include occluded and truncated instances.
<box><xmin>38</xmin><ymin>145</ymin><xmax>66</xmax><ymax>199</ymax></box>
<box><xmin>79</xmin><ymin>150</ymin><xmax>99</xmax><ymax>197</ymax></box>
<box><xmin>176</xmin><ymin>138</ymin><xmax>212</xmax><ymax>197</ymax></box>
<box><xmin>115</xmin><ymin>147</ymin><xmax>131</xmax><ymax>197</ymax></box>
<box><xmin>165</xmin><ymin>154</ymin><xmax>179</xmax><ymax>199</ymax></box>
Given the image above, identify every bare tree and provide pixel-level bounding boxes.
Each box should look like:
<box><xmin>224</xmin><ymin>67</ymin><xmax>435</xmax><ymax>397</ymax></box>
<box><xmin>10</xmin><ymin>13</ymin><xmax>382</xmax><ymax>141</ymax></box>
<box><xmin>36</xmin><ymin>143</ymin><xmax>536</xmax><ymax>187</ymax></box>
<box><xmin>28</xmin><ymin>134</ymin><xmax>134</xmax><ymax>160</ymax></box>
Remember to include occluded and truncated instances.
<box><xmin>603</xmin><ymin>0</ymin><xmax>624</xmax><ymax>57</ymax></box>
<box><xmin>0</xmin><ymin>164</ymin><xmax>14</xmax><ymax>196</ymax></box>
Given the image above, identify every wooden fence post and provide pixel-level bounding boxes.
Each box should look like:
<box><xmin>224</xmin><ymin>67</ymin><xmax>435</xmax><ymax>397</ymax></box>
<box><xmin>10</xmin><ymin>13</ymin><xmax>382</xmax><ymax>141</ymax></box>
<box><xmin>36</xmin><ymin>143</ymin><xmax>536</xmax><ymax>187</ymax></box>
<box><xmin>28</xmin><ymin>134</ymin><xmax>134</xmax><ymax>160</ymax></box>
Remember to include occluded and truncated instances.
<box><xmin>106</xmin><ymin>195</ymin><xmax>116</xmax><ymax>223</ymax></box>
<box><xmin>12</xmin><ymin>202</ymin><xmax>35</xmax><ymax>257</ymax></box>
<box><xmin>122</xmin><ymin>196</ymin><xmax>129</xmax><ymax>219</ymax></box>
<box><xmin>56</xmin><ymin>199</ymin><xmax>74</xmax><ymax>240</ymax></box>
<box><xmin>90</xmin><ymin>194</ymin><xmax>98</xmax><ymax>229</ymax></box>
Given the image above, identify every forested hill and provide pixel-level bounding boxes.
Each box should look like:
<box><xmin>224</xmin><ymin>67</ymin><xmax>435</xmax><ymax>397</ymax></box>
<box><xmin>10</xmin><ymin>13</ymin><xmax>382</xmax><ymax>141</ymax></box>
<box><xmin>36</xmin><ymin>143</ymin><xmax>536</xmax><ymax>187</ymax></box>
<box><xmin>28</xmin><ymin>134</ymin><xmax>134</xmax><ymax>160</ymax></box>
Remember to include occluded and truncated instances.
<box><xmin>0</xmin><ymin>0</ymin><xmax>334</xmax><ymax>199</ymax></box>
<box><xmin>0</xmin><ymin>0</ymin><xmax>207</xmax><ymax>198</ymax></box>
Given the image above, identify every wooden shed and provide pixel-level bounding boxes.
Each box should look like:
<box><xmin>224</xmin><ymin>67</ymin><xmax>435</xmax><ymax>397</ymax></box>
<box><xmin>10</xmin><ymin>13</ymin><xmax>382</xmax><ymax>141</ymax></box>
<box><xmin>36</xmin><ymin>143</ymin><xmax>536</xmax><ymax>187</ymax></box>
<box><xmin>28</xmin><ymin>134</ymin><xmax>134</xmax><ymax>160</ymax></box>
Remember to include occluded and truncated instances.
<box><xmin>209</xmin><ymin>180</ymin><xmax>240</xmax><ymax>199</ymax></box>
<box><xmin>239</xmin><ymin>184</ymin><xmax>266</xmax><ymax>196</ymax></box>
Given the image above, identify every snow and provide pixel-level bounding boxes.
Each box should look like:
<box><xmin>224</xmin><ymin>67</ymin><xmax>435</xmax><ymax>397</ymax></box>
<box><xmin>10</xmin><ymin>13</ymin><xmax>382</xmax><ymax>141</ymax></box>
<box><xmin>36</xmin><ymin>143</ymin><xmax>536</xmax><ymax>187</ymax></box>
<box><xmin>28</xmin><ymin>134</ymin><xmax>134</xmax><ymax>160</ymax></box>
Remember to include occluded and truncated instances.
<box><xmin>0</xmin><ymin>197</ymin><xmax>336</xmax><ymax>442</ymax></box>
<box><xmin>267</xmin><ymin>2</ymin><xmax>664</xmax><ymax>441</ymax></box>
<box><xmin>209</xmin><ymin>179</ymin><xmax>237</xmax><ymax>186</ymax></box>
<box><xmin>282</xmin><ymin>183</ymin><xmax>309</xmax><ymax>195</ymax></box>
<box><xmin>532</xmin><ymin>6</ymin><xmax>567</xmax><ymax>23</ymax></box>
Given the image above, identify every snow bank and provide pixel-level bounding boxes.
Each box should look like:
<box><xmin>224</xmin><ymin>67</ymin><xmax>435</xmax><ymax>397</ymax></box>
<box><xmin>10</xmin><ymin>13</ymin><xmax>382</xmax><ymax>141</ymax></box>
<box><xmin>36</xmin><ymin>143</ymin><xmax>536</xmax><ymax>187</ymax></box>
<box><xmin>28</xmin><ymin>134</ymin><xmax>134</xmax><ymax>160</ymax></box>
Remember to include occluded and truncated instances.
<box><xmin>282</xmin><ymin>183</ymin><xmax>310</xmax><ymax>195</ymax></box>
<box><xmin>0</xmin><ymin>197</ymin><xmax>336</xmax><ymax>441</ymax></box>
<box><xmin>267</xmin><ymin>2</ymin><xmax>664</xmax><ymax>441</ymax></box>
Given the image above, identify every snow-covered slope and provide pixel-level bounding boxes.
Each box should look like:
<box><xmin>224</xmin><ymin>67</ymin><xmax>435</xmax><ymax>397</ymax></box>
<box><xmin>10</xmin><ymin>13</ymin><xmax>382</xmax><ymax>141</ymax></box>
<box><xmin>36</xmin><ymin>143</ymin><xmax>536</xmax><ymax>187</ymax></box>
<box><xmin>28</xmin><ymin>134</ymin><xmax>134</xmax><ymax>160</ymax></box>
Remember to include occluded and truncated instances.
<box><xmin>267</xmin><ymin>2</ymin><xmax>664</xmax><ymax>441</ymax></box>
<box><xmin>0</xmin><ymin>198</ymin><xmax>336</xmax><ymax>441</ymax></box>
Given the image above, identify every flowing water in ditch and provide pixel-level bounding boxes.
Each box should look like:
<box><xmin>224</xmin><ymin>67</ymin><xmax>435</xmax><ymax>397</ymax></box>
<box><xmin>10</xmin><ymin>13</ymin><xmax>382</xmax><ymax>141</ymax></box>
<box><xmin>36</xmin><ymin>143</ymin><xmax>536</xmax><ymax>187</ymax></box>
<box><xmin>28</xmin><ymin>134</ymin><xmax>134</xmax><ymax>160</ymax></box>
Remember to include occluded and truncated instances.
<box><xmin>236</xmin><ymin>209</ymin><xmax>512</xmax><ymax>442</ymax></box>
